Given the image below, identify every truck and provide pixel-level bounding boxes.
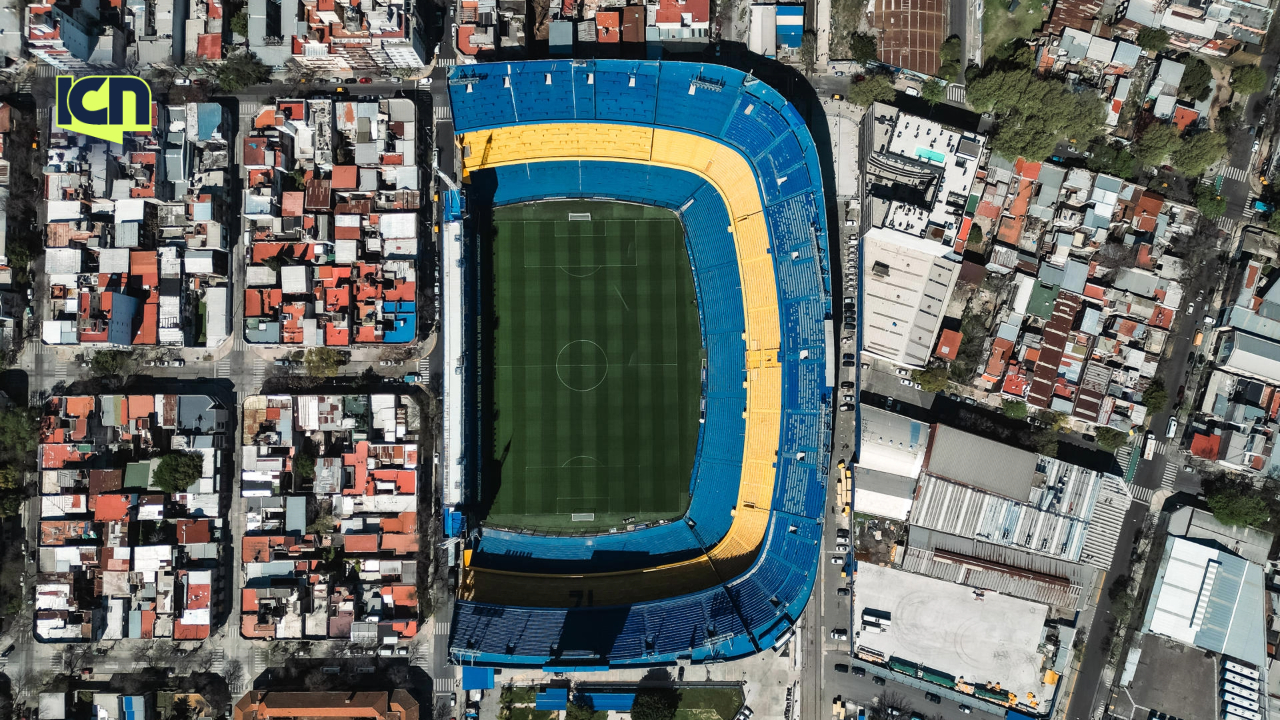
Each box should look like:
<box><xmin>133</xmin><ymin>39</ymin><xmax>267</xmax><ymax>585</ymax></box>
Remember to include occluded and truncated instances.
<box><xmin>1253</xmin><ymin>199</ymin><xmax>1276</xmax><ymax>214</ymax></box>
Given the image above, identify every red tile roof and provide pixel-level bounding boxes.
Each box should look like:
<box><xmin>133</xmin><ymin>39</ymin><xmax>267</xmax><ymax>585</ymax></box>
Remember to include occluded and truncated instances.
<box><xmin>332</xmin><ymin>166</ymin><xmax>358</xmax><ymax>190</ymax></box>
<box><xmin>95</xmin><ymin>494</ymin><xmax>133</xmax><ymax>521</ymax></box>
<box><xmin>935</xmin><ymin>329</ymin><xmax>961</xmax><ymax>361</ymax></box>
<box><xmin>196</xmin><ymin>33</ymin><xmax>222</xmax><ymax>59</ymax></box>
<box><xmin>1189</xmin><ymin>433</ymin><xmax>1220</xmax><ymax>459</ymax></box>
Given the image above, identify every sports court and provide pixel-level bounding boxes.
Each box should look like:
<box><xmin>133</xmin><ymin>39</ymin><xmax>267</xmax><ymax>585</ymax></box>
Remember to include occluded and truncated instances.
<box><xmin>484</xmin><ymin>200</ymin><xmax>702</xmax><ymax>531</ymax></box>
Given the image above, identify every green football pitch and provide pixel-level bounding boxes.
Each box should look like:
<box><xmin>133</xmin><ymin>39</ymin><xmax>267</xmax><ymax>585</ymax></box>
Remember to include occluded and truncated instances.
<box><xmin>483</xmin><ymin>200</ymin><xmax>703</xmax><ymax>532</ymax></box>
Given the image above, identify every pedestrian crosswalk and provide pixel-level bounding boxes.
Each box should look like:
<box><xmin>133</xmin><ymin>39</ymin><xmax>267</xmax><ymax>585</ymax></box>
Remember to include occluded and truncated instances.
<box><xmin>433</xmin><ymin>105</ymin><xmax>452</xmax><ymax>121</ymax></box>
<box><xmin>434</xmin><ymin>677</ymin><xmax>456</xmax><ymax>693</ymax></box>
<box><xmin>1161</xmin><ymin>461</ymin><xmax>1179</xmax><ymax>489</ymax></box>
<box><xmin>1222</xmin><ymin>165</ymin><xmax>1249</xmax><ymax>182</ymax></box>
<box><xmin>435</xmin><ymin>57</ymin><xmax>457</xmax><ymax>67</ymax></box>
<box><xmin>1116</xmin><ymin>445</ymin><xmax>1133</xmax><ymax>473</ymax></box>
<box><xmin>1129</xmin><ymin>484</ymin><xmax>1154</xmax><ymax>504</ymax></box>
<box><xmin>946</xmin><ymin>84</ymin><xmax>966</xmax><ymax>103</ymax></box>
<box><xmin>253</xmin><ymin>646</ymin><xmax>268</xmax><ymax>670</ymax></box>
<box><xmin>216</xmin><ymin>359</ymin><xmax>231</xmax><ymax>379</ymax></box>
<box><xmin>49</xmin><ymin>650</ymin><xmax>63</xmax><ymax>670</ymax></box>
<box><xmin>418</xmin><ymin>358</ymin><xmax>431</xmax><ymax>374</ymax></box>
<box><xmin>210</xmin><ymin>648</ymin><xmax>225</xmax><ymax>674</ymax></box>
<box><xmin>54</xmin><ymin>361</ymin><xmax>68</xmax><ymax>381</ymax></box>
<box><xmin>252</xmin><ymin>358</ymin><xmax>265</xmax><ymax>387</ymax></box>
<box><xmin>1080</xmin><ymin>477</ymin><xmax>1130</xmax><ymax>571</ymax></box>
<box><xmin>1217</xmin><ymin>216</ymin><xmax>1238</xmax><ymax>233</ymax></box>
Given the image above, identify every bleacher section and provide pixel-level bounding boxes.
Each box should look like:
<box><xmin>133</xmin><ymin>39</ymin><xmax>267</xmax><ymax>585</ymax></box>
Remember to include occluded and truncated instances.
<box><xmin>448</xmin><ymin>60</ymin><xmax>831</xmax><ymax>668</ymax></box>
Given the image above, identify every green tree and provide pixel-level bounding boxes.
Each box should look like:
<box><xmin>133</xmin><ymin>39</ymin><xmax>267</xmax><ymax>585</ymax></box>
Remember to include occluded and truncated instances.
<box><xmin>1143</xmin><ymin>377</ymin><xmax>1170</xmax><ymax>412</ymax></box>
<box><xmin>295</xmin><ymin>450</ymin><xmax>316</xmax><ymax>480</ymax></box>
<box><xmin>1095</xmin><ymin>427</ymin><xmax>1129</xmax><ymax>452</ymax></box>
<box><xmin>1135</xmin><ymin>27</ymin><xmax>1169</xmax><ymax>52</ymax></box>
<box><xmin>1179</xmin><ymin>57</ymin><xmax>1214</xmax><ymax>102</ymax></box>
<box><xmin>847</xmin><ymin>74</ymin><xmax>896</xmax><ymax>107</ymax></box>
<box><xmin>1032</xmin><ymin>428</ymin><xmax>1059</xmax><ymax>456</ymax></box>
<box><xmin>229</xmin><ymin>9</ymin><xmax>249</xmax><ymax>37</ymax></box>
<box><xmin>1172</xmin><ymin>131</ymin><xmax>1228</xmax><ymax>177</ymax></box>
<box><xmin>1196</xmin><ymin>184</ymin><xmax>1227</xmax><ymax>219</ymax></box>
<box><xmin>152</xmin><ymin>452</ymin><xmax>205</xmax><ymax>494</ymax></box>
<box><xmin>630</xmin><ymin>688</ymin><xmax>681</xmax><ymax>720</ymax></box>
<box><xmin>1269</xmin><ymin>211</ymin><xmax>1280</xmax><ymax>235</ymax></box>
<box><xmin>800</xmin><ymin>31</ymin><xmax>818</xmax><ymax>75</ymax></box>
<box><xmin>850</xmin><ymin>33</ymin><xmax>878</xmax><ymax>65</ymax></box>
<box><xmin>0</xmin><ymin>407</ymin><xmax>39</xmax><ymax>467</ymax></box>
<box><xmin>938</xmin><ymin>36</ymin><xmax>962</xmax><ymax>79</ymax></box>
<box><xmin>921</xmin><ymin>79</ymin><xmax>945</xmax><ymax>106</ymax></box>
<box><xmin>913</xmin><ymin>365</ymin><xmax>950</xmax><ymax>393</ymax></box>
<box><xmin>1133</xmin><ymin>124</ymin><xmax>1181</xmax><ymax>168</ymax></box>
<box><xmin>565</xmin><ymin>702</ymin><xmax>601</xmax><ymax>720</ymax></box>
<box><xmin>90</xmin><ymin>349</ymin><xmax>137</xmax><ymax>378</ymax></box>
<box><xmin>1002</xmin><ymin>399</ymin><xmax>1028</xmax><ymax>419</ymax></box>
<box><xmin>1231</xmin><ymin>64</ymin><xmax>1267</xmax><ymax>96</ymax></box>
<box><xmin>0</xmin><ymin>466</ymin><xmax>24</xmax><ymax>518</ymax></box>
<box><xmin>1087</xmin><ymin>143</ymin><xmax>1136</xmax><ymax>179</ymax></box>
<box><xmin>215</xmin><ymin>50</ymin><xmax>271</xmax><ymax>92</ymax></box>
<box><xmin>304</xmin><ymin>347</ymin><xmax>345</xmax><ymax>378</ymax></box>
<box><xmin>967</xmin><ymin>223</ymin><xmax>984</xmax><ymax>247</ymax></box>
<box><xmin>966</xmin><ymin>68</ymin><xmax>1102</xmax><ymax>161</ymax></box>
<box><xmin>1206</xmin><ymin>487</ymin><xmax>1270</xmax><ymax>528</ymax></box>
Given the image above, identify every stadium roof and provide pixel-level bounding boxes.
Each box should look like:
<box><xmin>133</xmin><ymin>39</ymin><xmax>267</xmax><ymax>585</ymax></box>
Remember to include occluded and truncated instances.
<box><xmin>925</xmin><ymin>425</ymin><xmax>1038</xmax><ymax>501</ymax></box>
<box><xmin>1142</xmin><ymin>536</ymin><xmax>1267</xmax><ymax>667</ymax></box>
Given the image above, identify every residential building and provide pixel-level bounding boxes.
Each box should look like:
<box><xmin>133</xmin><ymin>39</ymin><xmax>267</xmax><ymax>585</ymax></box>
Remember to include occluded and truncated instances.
<box><xmin>241</xmin><ymin>98</ymin><xmax>420</xmax><ymax>347</ymax></box>
<box><xmin>34</xmin><ymin>394</ymin><xmax>228</xmax><ymax>641</ymax></box>
<box><xmin>239</xmin><ymin>394</ymin><xmax>421</xmax><ymax>641</ymax></box>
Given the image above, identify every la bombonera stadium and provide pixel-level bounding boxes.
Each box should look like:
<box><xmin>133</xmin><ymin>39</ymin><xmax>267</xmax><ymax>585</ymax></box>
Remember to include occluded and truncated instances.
<box><xmin>444</xmin><ymin>59</ymin><xmax>835</xmax><ymax>668</ymax></box>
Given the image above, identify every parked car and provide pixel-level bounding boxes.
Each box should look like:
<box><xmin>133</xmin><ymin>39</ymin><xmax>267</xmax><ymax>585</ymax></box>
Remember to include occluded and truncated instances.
<box><xmin>171</xmin><ymin>359</ymin><xmax>184</xmax><ymax>367</ymax></box>
<box><xmin>830</xmin><ymin>556</ymin><xmax>844</xmax><ymax>565</ymax></box>
<box><xmin>174</xmin><ymin>78</ymin><xmax>191</xmax><ymax>86</ymax></box>
<box><xmin>925</xmin><ymin>694</ymin><xmax>941</xmax><ymax>705</ymax></box>
<box><xmin>358</xmin><ymin>77</ymin><xmax>373</xmax><ymax>84</ymax></box>
<box><xmin>836</xmin><ymin>587</ymin><xmax>850</xmax><ymax>596</ymax></box>
<box><xmin>1166</xmin><ymin>417</ymin><xmax>1178</xmax><ymax>439</ymax></box>
<box><xmin>830</xmin><ymin>629</ymin><xmax>848</xmax><ymax>640</ymax></box>
<box><xmin>404</xmin><ymin>374</ymin><xmax>421</xmax><ymax>383</ymax></box>
<box><xmin>834</xmin><ymin>664</ymin><xmax>850</xmax><ymax>673</ymax></box>
<box><xmin>836</xmin><ymin>528</ymin><xmax>850</xmax><ymax>539</ymax></box>
<box><xmin>834</xmin><ymin>544</ymin><xmax>849</xmax><ymax>552</ymax></box>
<box><xmin>852</xmin><ymin>666</ymin><xmax>865</xmax><ymax>677</ymax></box>
<box><xmin>959</xmin><ymin>707</ymin><xmax>972</xmax><ymax>714</ymax></box>
<box><xmin>873</xmin><ymin>676</ymin><xmax>885</xmax><ymax>686</ymax></box>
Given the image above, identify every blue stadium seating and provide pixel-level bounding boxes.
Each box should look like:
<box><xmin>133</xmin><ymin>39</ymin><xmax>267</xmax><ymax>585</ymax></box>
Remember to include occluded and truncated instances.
<box><xmin>448</xmin><ymin>60</ymin><xmax>833</xmax><ymax>668</ymax></box>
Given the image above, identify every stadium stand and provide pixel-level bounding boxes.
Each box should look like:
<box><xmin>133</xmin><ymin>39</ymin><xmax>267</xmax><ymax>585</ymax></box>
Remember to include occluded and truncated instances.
<box><xmin>448</xmin><ymin>60</ymin><xmax>831</xmax><ymax>667</ymax></box>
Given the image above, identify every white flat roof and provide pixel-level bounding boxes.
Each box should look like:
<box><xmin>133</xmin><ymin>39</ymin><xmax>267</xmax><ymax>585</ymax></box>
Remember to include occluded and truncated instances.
<box><xmin>854</xmin><ymin>564</ymin><xmax>1051</xmax><ymax>702</ymax></box>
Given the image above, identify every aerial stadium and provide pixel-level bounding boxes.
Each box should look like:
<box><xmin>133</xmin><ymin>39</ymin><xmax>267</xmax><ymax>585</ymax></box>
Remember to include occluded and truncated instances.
<box><xmin>441</xmin><ymin>59</ymin><xmax>834</xmax><ymax>668</ymax></box>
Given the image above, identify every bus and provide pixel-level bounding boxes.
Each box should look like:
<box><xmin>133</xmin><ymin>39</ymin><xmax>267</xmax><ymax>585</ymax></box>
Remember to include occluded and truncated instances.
<box><xmin>1225</xmin><ymin>661</ymin><xmax>1261</xmax><ymax>681</ymax></box>
<box><xmin>1224</xmin><ymin>683</ymin><xmax>1258</xmax><ymax>701</ymax></box>
<box><xmin>1223</xmin><ymin>694</ymin><xmax>1259</xmax><ymax>712</ymax></box>
<box><xmin>1225</xmin><ymin>705</ymin><xmax>1262</xmax><ymax>720</ymax></box>
<box><xmin>1224</xmin><ymin>672</ymin><xmax>1261</xmax><ymax>692</ymax></box>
